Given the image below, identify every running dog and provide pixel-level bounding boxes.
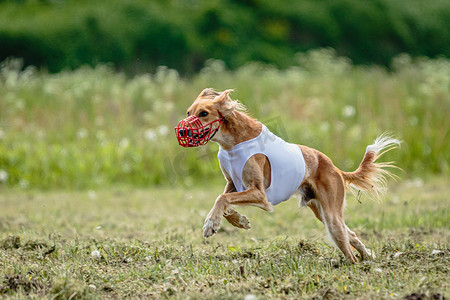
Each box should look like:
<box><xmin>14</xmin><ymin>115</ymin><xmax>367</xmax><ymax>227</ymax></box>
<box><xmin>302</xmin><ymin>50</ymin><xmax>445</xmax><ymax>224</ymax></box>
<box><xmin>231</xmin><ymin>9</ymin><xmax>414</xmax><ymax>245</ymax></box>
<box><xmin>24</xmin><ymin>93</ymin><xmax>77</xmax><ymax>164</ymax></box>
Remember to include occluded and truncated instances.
<box><xmin>175</xmin><ymin>88</ymin><xmax>400</xmax><ymax>263</ymax></box>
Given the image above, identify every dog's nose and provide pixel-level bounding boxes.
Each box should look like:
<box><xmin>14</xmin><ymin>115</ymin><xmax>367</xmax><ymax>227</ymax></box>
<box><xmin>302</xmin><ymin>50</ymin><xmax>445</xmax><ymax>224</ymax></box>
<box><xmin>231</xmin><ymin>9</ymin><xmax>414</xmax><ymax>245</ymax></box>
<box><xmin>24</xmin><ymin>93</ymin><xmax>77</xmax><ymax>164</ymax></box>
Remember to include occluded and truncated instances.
<box><xmin>178</xmin><ymin>129</ymin><xmax>192</xmax><ymax>137</ymax></box>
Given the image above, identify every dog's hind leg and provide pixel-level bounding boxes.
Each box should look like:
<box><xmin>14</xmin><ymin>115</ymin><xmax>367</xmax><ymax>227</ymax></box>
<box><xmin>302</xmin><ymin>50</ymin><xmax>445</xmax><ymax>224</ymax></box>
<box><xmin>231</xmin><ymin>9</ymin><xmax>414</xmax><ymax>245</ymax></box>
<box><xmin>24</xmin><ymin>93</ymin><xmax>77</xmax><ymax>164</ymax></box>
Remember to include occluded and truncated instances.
<box><xmin>313</xmin><ymin>171</ymin><xmax>359</xmax><ymax>263</ymax></box>
<box><xmin>224</xmin><ymin>207</ymin><xmax>251</xmax><ymax>230</ymax></box>
<box><xmin>308</xmin><ymin>178</ymin><xmax>371</xmax><ymax>262</ymax></box>
<box><xmin>345</xmin><ymin>225</ymin><xmax>375</xmax><ymax>260</ymax></box>
<box><xmin>322</xmin><ymin>211</ymin><xmax>358</xmax><ymax>263</ymax></box>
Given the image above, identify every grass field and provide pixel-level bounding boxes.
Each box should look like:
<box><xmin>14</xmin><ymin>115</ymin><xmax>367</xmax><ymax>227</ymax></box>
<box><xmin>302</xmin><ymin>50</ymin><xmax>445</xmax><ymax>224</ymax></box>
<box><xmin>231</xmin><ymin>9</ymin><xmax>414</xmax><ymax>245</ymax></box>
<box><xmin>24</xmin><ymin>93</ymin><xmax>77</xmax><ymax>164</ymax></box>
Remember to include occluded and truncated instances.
<box><xmin>0</xmin><ymin>177</ymin><xmax>448</xmax><ymax>299</ymax></box>
<box><xmin>1</xmin><ymin>51</ymin><xmax>449</xmax><ymax>189</ymax></box>
<box><xmin>0</xmin><ymin>51</ymin><xmax>449</xmax><ymax>299</ymax></box>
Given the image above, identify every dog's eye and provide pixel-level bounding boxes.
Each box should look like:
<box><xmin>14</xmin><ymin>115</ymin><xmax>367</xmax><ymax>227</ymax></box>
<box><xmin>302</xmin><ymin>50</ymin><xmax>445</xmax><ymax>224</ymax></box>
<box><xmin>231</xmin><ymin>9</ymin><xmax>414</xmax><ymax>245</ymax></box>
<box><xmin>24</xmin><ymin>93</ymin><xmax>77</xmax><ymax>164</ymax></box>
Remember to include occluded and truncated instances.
<box><xmin>199</xmin><ymin>111</ymin><xmax>208</xmax><ymax>117</ymax></box>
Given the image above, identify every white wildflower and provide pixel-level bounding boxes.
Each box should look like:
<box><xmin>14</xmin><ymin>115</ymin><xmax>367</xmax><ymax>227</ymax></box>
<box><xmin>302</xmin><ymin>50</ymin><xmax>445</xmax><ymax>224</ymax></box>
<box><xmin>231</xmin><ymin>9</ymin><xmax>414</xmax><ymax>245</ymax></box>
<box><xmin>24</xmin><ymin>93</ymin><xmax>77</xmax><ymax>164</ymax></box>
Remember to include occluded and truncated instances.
<box><xmin>245</xmin><ymin>295</ymin><xmax>257</xmax><ymax>300</ymax></box>
<box><xmin>374</xmin><ymin>268</ymin><xmax>383</xmax><ymax>273</ymax></box>
<box><xmin>0</xmin><ymin>170</ymin><xmax>8</xmax><ymax>183</ymax></box>
<box><xmin>77</xmin><ymin>128</ymin><xmax>88</xmax><ymax>139</ymax></box>
<box><xmin>393</xmin><ymin>252</ymin><xmax>402</xmax><ymax>258</ymax></box>
<box><xmin>158</xmin><ymin>125</ymin><xmax>169</xmax><ymax>136</ymax></box>
<box><xmin>122</xmin><ymin>163</ymin><xmax>131</xmax><ymax>173</ymax></box>
<box><xmin>405</xmin><ymin>178</ymin><xmax>424</xmax><ymax>188</ymax></box>
<box><xmin>44</xmin><ymin>83</ymin><xmax>57</xmax><ymax>95</ymax></box>
<box><xmin>88</xmin><ymin>190</ymin><xmax>97</xmax><ymax>200</ymax></box>
<box><xmin>88</xmin><ymin>284</ymin><xmax>96</xmax><ymax>289</ymax></box>
<box><xmin>342</xmin><ymin>105</ymin><xmax>356</xmax><ymax>118</ymax></box>
<box><xmin>320</xmin><ymin>121</ymin><xmax>329</xmax><ymax>132</ymax></box>
<box><xmin>119</xmin><ymin>138</ymin><xmax>130</xmax><ymax>149</ymax></box>
<box><xmin>165</xmin><ymin>102</ymin><xmax>174</xmax><ymax>111</ymax></box>
<box><xmin>90</xmin><ymin>250</ymin><xmax>101</xmax><ymax>259</ymax></box>
<box><xmin>431</xmin><ymin>249</ymin><xmax>442</xmax><ymax>255</ymax></box>
<box><xmin>144</xmin><ymin>129</ymin><xmax>157</xmax><ymax>142</ymax></box>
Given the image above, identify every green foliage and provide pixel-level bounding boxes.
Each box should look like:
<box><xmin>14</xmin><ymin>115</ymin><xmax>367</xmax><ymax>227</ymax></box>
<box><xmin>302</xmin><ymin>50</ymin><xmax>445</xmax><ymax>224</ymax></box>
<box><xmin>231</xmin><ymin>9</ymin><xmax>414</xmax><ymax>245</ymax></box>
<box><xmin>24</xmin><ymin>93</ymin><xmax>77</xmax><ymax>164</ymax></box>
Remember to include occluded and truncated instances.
<box><xmin>0</xmin><ymin>51</ymin><xmax>449</xmax><ymax>189</ymax></box>
<box><xmin>0</xmin><ymin>0</ymin><xmax>449</xmax><ymax>73</ymax></box>
<box><xmin>0</xmin><ymin>0</ymin><xmax>191</xmax><ymax>73</ymax></box>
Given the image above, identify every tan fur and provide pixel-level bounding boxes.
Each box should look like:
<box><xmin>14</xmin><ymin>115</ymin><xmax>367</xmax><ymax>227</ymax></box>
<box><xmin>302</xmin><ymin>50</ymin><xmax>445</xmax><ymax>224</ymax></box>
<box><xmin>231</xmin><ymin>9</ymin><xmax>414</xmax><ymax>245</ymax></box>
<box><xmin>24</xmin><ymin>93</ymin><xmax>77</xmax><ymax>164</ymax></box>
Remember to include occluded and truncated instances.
<box><xmin>186</xmin><ymin>88</ymin><xmax>398</xmax><ymax>263</ymax></box>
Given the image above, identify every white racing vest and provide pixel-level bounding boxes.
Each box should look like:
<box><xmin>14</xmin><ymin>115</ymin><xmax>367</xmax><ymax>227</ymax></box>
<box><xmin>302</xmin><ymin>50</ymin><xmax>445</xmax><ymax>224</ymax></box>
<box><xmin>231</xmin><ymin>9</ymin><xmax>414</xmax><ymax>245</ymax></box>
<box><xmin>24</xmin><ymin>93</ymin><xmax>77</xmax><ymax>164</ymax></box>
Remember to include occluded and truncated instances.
<box><xmin>217</xmin><ymin>125</ymin><xmax>306</xmax><ymax>205</ymax></box>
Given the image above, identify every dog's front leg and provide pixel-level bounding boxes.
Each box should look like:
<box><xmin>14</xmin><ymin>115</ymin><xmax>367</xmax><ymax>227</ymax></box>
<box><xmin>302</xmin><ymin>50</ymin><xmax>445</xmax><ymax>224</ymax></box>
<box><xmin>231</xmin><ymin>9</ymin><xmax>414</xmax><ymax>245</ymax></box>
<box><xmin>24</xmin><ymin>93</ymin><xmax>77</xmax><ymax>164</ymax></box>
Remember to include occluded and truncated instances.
<box><xmin>203</xmin><ymin>194</ymin><xmax>229</xmax><ymax>237</ymax></box>
<box><xmin>221</xmin><ymin>180</ymin><xmax>252</xmax><ymax>230</ymax></box>
<box><xmin>203</xmin><ymin>187</ymin><xmax>269</xmax><ymax>237</ymax></box>
<box><xmin>224</xmin><ymin>207</ymin><xmax>251</xmax><ymax>230</ymax></box>
<box><xmin>204</xmin><ymin>155</ymin><xmax>270</xmax><ymax>237</ymax></box>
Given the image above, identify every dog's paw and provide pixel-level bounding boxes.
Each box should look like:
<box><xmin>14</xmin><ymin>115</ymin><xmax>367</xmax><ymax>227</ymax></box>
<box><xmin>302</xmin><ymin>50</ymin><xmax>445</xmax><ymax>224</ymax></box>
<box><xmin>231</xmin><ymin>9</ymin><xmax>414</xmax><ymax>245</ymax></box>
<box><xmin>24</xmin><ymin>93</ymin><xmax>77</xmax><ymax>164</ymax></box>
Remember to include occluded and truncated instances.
<box><xmin>224</xmin><ymin>210</ymin><xmax>251</xmax><ymax>229</ymax></box>
<box><xmin>238</xmin><ymin>214</ymin><xmax>251</xmax><ymax>230</ymax></box>
<box><xmin>203</xmin><ymin>218</ymin><xmax>220</xmax><ymax>238</ymax></box>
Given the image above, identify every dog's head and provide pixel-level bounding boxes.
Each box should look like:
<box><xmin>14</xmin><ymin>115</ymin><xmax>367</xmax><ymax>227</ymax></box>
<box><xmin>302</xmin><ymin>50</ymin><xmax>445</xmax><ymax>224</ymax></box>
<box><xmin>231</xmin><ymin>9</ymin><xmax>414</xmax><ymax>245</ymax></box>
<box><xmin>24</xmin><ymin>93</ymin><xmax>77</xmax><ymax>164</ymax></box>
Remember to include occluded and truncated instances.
<box><xmin>175</xmin><ymin>88</ymin><xmax>239</xmax><ymax>147</ymax></box>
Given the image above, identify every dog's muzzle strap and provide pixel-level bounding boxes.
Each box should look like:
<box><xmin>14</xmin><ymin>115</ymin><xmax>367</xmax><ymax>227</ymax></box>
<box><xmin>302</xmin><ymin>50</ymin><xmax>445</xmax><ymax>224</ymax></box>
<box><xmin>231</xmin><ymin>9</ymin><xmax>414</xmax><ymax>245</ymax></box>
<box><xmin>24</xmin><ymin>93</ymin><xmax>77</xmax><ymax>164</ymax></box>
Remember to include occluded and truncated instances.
<box><xmin>208</xmin><ymin>124</ymin><xmax>221</xmax><ymax>140</ymax></box>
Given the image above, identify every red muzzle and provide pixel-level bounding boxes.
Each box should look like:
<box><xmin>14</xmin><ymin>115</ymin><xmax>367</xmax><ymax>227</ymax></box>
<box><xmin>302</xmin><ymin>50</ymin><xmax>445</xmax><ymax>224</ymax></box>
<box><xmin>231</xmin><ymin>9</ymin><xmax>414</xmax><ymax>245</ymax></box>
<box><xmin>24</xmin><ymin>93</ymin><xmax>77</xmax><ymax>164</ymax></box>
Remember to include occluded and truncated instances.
<box><xmin>174</xmin><ymin>115</ymin><xmax>224</xmax><ymax>147</ymax></box>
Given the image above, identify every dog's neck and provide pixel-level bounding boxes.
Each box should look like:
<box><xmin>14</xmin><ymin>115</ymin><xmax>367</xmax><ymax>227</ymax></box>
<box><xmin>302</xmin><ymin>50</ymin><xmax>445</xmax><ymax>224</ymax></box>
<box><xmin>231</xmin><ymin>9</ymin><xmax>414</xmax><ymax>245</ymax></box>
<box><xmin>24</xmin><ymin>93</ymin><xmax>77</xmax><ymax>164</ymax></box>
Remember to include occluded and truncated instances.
<box><xmin>213</xmin><ymin>111</ymin><xmax>262</xmax><ymax>150</ymax></box>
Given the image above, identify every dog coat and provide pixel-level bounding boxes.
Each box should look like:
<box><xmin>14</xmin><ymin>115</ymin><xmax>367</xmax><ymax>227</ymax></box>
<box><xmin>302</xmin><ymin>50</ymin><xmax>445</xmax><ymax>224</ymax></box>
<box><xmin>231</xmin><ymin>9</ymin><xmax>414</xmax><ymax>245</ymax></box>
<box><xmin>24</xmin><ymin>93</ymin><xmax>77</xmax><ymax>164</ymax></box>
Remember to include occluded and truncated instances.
<box><xmin>217</xmin><ymin>124</ymin><xmax>306</xmax><ymax>205</ymax></box>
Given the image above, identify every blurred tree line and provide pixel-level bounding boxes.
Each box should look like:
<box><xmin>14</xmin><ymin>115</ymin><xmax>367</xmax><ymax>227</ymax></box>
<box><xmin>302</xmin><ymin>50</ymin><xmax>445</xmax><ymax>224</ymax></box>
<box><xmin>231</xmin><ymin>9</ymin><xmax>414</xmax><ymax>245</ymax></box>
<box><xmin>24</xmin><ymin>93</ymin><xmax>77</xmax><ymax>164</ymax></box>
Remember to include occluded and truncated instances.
<box><xmin>0</xmin><ymin>0</ymin><xmax>449</xmax><ymax>74</ymax></box>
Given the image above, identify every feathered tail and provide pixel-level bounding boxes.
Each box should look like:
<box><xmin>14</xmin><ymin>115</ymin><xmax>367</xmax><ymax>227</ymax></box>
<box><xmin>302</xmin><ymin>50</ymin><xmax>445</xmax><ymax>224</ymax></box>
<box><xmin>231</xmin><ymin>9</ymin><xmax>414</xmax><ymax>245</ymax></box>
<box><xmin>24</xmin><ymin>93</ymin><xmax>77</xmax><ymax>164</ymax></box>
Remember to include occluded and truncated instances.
<box><xmin>341</xmin><ymin>133</ymin><xmax>401</xmax><ymax>200</ymax></box>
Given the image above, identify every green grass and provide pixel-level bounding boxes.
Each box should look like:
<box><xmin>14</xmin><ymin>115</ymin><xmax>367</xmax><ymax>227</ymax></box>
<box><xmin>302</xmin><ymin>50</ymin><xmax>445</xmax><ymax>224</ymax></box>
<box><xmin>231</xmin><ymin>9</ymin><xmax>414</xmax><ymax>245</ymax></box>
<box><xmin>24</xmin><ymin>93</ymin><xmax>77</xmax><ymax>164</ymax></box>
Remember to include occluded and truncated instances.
<box><xmin>0</xmin><ymin>51</ymin><xmax>449</xmax><ymax>189</ymax></box>
<box><xmin>0</xmin><ymin>177</ymin><xmax>448</xmax><ymax>299</ymax></box>
<box><xmin>0</xmin><ymin>52</ymin><xmax>448</xmax><ymax>298</ymax></box>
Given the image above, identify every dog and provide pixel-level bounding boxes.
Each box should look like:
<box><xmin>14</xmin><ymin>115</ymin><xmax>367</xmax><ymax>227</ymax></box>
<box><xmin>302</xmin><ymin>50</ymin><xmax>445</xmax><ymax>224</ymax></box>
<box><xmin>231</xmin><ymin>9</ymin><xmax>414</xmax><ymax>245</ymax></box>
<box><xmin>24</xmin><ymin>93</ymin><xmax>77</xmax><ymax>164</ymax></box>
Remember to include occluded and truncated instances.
<box><xmin>175</xmin><ymin>88</ymin><xmax>400</xmax><ymax>263</ymax></box>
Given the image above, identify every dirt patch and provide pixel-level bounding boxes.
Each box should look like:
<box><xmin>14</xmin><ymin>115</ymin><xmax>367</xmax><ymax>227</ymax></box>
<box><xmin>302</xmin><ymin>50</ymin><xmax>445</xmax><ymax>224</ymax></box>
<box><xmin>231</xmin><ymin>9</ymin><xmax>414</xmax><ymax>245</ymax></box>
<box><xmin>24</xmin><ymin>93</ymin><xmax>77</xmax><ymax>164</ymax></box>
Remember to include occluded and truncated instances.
<box><xmin>0</xmin><ymin>237</ymin><xmax>51</xmax><ymax>252</ymax></box>
<box><xmin>1</xmin><ymin>236</ymin><xmax>20</xmax><ymax>249</ymax></box>
<box><xmin>23</xmin><ymin>240</ymin><xmax>48</xmax><ymax>250</ymax></box>
<box><xmin>297</xmin><ymin>240</ymin><xmax>317</xmax><ymax>252</ymax></box>
<box><xmin>0</xmin><ymin>275</ymin><xmax>44</xmax><ymax>295</ymax></box>
<box><xmin>404</xmin><ymin>293</ymin><xmax>445</xmax><ymax>300</ymax></box>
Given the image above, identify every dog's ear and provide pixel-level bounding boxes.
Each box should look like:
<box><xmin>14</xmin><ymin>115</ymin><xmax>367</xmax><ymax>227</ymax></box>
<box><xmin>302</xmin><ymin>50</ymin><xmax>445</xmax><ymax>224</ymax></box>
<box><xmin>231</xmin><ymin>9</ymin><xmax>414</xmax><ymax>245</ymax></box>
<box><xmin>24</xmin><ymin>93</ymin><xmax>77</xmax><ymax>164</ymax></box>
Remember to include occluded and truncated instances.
<box><xmin>213</xmin><ymin>89</ymin><xmax>237</xmax><ymax>117</ymax></box>
<box><xmin>198</xmin><ymin>88</ymin><xmax>220</xmax><ymax>99</ymax></box>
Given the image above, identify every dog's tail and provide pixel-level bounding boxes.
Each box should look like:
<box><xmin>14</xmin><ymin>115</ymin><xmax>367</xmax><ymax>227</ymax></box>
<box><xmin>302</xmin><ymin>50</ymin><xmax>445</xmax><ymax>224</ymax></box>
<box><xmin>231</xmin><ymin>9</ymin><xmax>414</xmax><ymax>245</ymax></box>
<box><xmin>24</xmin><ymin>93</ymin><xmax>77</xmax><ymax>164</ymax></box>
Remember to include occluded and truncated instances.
<box><xmin>340</xmin><ymin>133</ymin><xmax>401</xmax><ymax>200</ymax></box>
